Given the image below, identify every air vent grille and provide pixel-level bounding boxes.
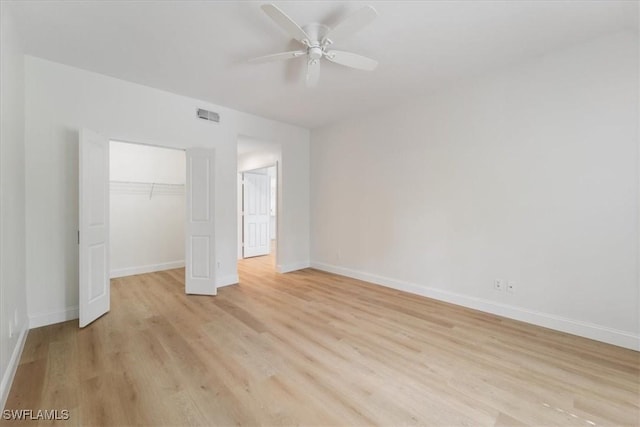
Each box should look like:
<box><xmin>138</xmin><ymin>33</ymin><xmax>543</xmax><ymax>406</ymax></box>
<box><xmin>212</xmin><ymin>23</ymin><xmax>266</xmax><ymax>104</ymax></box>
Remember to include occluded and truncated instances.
<box><xmin>197</xmin><ymin>108</ymin><xmax>220</xmax><ymax>123</ymax></box>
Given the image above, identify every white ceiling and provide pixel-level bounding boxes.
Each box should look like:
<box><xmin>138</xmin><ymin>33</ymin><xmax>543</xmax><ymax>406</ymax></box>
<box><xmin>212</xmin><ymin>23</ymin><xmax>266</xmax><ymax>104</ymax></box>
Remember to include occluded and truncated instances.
<box><xmin>6</xmin><ymin>1</ymin><xmax>638</xmax><ymax>129</ymax></box>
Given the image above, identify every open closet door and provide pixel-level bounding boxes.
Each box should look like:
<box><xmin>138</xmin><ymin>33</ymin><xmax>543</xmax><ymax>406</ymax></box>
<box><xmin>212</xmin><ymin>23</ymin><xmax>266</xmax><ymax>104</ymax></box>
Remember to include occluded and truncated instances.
<box><xmin>79</xmin><ymin>129</ymin><xmax>110</xmax><ymax>327</ymax></box>
<box><xmin>185</xmin><ymin>148</ymin><xmax>216</xmax><ymax>295</ymax></box>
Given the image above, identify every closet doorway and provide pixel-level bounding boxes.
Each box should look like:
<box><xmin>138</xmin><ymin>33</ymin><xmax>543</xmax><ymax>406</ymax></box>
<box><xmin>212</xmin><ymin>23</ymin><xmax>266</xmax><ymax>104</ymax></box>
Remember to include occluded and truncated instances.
<box><xmin>79</xmin><ymin>130</ymin><xmax>216</xmax><ymax>327</ymax></box>
<box><xmin>109</xmin><ymin>141</ymin><xmax>186</xmax><ymax>279</ymax></box>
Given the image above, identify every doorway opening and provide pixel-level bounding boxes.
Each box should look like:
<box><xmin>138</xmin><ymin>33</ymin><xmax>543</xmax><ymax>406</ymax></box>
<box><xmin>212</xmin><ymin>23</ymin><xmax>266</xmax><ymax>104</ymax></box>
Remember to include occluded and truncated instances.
<box><xmin>109</xmin><ymin>140</ymin><xmax>186</xmax><ymax>279</ymax></box>
<box><xmin>80</xmin><ymin>130</ymin><xmax>217</xmax><ymax>327</ymax></box>
<box><xmin>237</xmin><ymin>136</ymin><xmax>281</xmax><ymax>272</ymax></box>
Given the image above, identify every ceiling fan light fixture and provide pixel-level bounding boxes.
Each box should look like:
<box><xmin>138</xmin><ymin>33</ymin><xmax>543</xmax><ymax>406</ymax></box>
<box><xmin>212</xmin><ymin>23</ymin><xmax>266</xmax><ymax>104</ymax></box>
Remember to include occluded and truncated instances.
<box><xmin>308</xmin><ymin>46</ymin><xmax>323</xmax><ymax>60</ymax></box>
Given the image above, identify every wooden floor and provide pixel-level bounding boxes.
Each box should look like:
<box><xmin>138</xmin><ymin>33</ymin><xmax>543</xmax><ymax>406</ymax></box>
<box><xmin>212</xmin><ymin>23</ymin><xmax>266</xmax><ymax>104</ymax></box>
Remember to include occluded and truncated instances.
<box><xmin>4</xmin><ymin>252</ymin><xmax>639</xmax><ymax>426</ymax></box>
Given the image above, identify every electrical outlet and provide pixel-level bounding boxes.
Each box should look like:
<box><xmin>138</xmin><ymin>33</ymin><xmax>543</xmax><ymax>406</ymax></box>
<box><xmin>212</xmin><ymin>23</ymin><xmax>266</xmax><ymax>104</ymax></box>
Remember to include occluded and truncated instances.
<box><xmin>507</xmin><ymin>281</ymin><xmax>516</xmax><ymax>294</ymax></box>
<box><xmin>494</xmin><ymin>279</ymin><xmax>504</xmax><ymax>291</ymax></box>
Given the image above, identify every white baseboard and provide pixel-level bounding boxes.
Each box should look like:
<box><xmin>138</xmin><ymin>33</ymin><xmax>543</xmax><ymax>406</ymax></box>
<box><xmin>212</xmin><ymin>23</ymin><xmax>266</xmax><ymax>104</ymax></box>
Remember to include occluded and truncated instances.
<box><xmin>1</xmin><ymin>326</ymin><xmax>28</xmax><ymax>410</ymax></box>
<box><xmin>29</xmin><ymin>306</ymin><xmax>78</xmax><ymax>329</ymax></box>
<box><xmin>110</xmin><ymin>260</ymin><xmax>185</xmax><ymax>278</ymax></box>
<box><xmin>277</xmin><ymin>261</ymin><xmax>311</xmax><ymax>274</ymax></box>
<box><xmin>217</xmin><ymin>274</ymin><xmax>239</xmax><ymax>288</ymax></box>
<box><xmin>311</xmin><ymin>261</ymin><xmax>639</xmax><ymax>351</ymax></box>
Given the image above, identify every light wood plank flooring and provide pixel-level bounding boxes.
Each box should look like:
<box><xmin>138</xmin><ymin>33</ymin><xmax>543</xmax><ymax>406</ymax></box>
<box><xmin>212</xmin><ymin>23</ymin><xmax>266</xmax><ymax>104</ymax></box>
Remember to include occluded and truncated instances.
<box><xmin>3</xmin><ymin>254</ymin><xmax>639</xmax><ymax>426</ymax></box>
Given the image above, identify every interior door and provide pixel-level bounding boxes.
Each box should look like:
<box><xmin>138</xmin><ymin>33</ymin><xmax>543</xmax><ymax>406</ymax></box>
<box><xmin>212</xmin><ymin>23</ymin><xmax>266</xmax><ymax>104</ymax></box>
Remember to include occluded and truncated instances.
<box><xmin>79</xmin><ymin>129</ymin><xmax>110</xmax><ymax>327</ymax></box>
<box><xmin>185</xmin><ymin>148</ymin><xmax>216</xmax><ymax>295</ymax></box>
<box><xmin>243</xmin><ymin>172</ymin><xmax>270</xmax><ymax>258</ymax></box>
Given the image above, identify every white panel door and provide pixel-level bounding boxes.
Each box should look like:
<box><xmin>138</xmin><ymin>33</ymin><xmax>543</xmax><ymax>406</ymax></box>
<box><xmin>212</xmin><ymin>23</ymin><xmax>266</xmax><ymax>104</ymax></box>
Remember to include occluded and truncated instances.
<box><xmin>79</xmin><ymin>129</ymin><xmax>110</xmax><ymax>327</ymax></box>
<box><xmin>186</xmin><ymin>148</ymin><xmax>216</xmax><ymax>295</ymax></box>
<box><xmin>243</xmin><ymin>172</ymin><xmax>270</xmax><ymax>258</ymax></box>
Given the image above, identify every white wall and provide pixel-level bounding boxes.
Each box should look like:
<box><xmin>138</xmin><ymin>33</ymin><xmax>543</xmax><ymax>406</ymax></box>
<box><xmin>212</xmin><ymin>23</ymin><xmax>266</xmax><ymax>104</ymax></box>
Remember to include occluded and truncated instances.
<box><xmin>24</xmin><ymin>57</ymin><xmax>310</xmax><ymax>327</ymax></box>
<box><xmin>311</xmin><ymin>31</ymin><xmax>639</xmax><ymax>350</ymax></box>
<box><xmin>0</xmin><ymin>7</ymin><xmax>29</xmax><ymax>408</ymax></box>
<box><xmin>110</xmin><ymin>141</ymin><xmax>186</xmax><ymax>184</ymax></box>
<box><xmin>110</xmin><ymin>142</ymin><xmax>186</xmax><ymax>278</ymax></box>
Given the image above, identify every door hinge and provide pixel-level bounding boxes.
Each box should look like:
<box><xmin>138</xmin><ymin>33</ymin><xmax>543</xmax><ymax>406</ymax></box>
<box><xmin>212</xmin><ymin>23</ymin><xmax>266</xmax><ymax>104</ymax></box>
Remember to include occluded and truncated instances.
<box><xmin>77</xmin><ymin>230</ymin><xmax>80</xmax><ymax>245</ymax></box>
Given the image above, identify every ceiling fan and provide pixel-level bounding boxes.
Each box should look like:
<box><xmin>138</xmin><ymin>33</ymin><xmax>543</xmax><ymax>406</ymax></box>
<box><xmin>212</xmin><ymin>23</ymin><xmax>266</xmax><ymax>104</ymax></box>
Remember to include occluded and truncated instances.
<box><xmin>249</xmin><ymin>4</ymin><xmax>379</xmax><ymax>87</ymax></box>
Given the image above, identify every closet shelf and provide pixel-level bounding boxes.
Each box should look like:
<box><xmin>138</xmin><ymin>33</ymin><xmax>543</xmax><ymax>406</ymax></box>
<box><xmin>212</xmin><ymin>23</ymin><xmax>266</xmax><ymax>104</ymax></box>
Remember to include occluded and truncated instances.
<box><xmin>110</xmin><ymin>181</ymin><xmax>185</xmax><ymax>198</ymax></box>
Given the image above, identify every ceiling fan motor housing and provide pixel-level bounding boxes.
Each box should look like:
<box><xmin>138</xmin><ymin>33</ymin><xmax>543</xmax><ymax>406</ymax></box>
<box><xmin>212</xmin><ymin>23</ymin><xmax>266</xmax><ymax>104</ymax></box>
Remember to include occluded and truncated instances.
<box><xmin>303</xmin><ymin>23</ymin><xmax>329</xmax><ymax>44</ymax></box>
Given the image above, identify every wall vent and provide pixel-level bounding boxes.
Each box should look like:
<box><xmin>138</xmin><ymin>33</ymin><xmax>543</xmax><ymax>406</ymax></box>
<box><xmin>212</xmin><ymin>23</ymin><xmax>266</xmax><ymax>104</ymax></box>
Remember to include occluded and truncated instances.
<box><xmin>197</xmin><ymin>108</ymin><xmax>220</xmax><ymax>123</ymax></box>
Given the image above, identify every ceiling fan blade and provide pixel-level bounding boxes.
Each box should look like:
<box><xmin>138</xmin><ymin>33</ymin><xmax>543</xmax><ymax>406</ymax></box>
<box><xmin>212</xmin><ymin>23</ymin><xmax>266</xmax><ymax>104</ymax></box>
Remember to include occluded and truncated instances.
<box><xmin>325</xmin><ymin>50</ymin><xmax>378</xmax><ymax>71</ymax></box>
<box><xmin>248</xmin><ymin>50</ymin><xmax>306</xmax><ymax>63</ymax></box>
<box><xmin>323</xmin><ymin>5</ymin><xmax>378</xmax><ymax>44</ymax></box>
<box><xmin>261</xmin><ymin>4</ymin><xmax>310</xmax><ymax>44</ymax></box>
<box><xmin>306</xmin><ymin>58</ymin><xmax>320</xmax><ymax>87</ymax></box>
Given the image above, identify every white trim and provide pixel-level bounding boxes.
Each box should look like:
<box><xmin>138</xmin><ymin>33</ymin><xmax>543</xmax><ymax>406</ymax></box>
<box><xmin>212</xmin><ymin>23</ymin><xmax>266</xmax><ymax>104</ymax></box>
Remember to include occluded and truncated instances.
<box><xmin>217</xmin><ymin>274</ymin><xmax>239</xmax><ymax>288</ymax></box>
<box><xmin>1</xmin><ymin>326</ymin><xmax>28</xmax><ymax>410</ymax></box>
<box><xmin>110</xmin><ymin>260</ymin><xmax>185</xmax><ymax>278</ymax></box>
<box><xmin>29</xmin><ymin>306</ymin><xmax>79</xmax><ymax>329</ymax></box>
<box><xmin>311</xmin><ymin>261</ymin><xmax>640</xmax><ymax>351</ymax></box>
<box><xmin>277</xmin><ymin>261</ymin><xmax>311</xmax><ymax>274</ymax></box>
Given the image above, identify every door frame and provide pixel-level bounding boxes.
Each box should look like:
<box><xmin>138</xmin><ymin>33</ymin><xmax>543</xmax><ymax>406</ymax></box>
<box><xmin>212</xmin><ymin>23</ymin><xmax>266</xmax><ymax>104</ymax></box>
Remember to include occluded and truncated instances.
<box><xmin>104</xmin><ymin>138</ymin><xmax>189</xmax><ymax>286</ymax></box>
<box><xmin>107</xmin><ymin>137</ymin><xmax>188</xmax><ymax>294</ymax></box>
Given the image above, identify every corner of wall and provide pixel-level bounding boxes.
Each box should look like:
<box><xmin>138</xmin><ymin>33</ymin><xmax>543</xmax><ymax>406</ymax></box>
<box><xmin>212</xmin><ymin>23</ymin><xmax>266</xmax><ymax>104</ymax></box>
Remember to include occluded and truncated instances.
<box><xmin>0</xmin><ymin>326</ymin><xmax>28</xmax><ymax>410</ymax></box>
<box><xmin>277</xmin><ymin>261</ymin><xmax>311</xmax><ymax>274</ymax></box>
<box><xmin>28</xmin><ymin>307</ymin><xmax>79</xmax><ymax>330</ymax></box>
<box><xmin>0</xmin><ymin>4</ymin><xmax>29</xmax><ymax>410</ymax></box>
